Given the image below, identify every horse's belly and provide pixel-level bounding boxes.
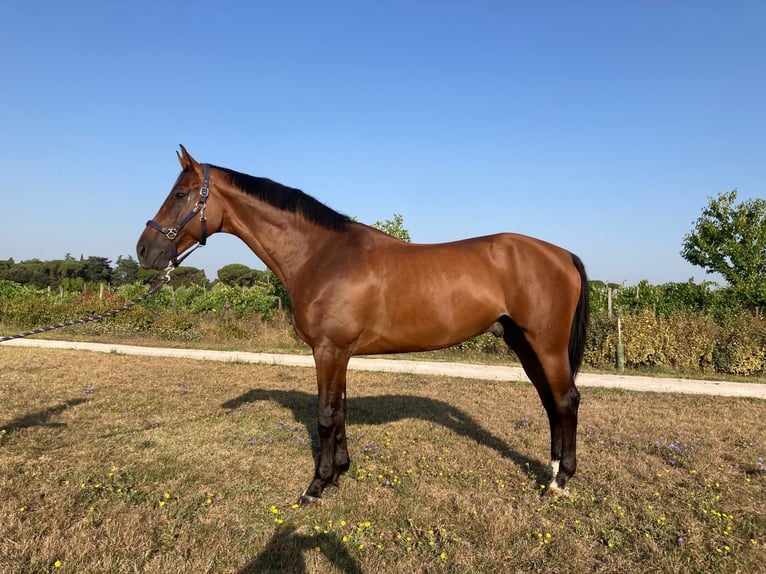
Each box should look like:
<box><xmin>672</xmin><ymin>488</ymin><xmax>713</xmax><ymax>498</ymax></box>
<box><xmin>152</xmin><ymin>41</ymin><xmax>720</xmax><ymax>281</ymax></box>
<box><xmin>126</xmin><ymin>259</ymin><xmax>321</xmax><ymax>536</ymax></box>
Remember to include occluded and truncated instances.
<box><xmin>354</xmin><ymin>294</ymin><xmax>501</xmax><ymax>355</ymax></box>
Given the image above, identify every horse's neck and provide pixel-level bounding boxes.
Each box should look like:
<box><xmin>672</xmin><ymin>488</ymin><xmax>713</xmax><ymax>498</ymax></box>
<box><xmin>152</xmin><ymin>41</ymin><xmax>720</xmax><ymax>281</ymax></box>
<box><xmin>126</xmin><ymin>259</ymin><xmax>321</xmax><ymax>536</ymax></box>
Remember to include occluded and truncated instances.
<box><xmin>220</xmin><ymin>193</ymin><xmax>340</xmax><ymax>290</ymax></box>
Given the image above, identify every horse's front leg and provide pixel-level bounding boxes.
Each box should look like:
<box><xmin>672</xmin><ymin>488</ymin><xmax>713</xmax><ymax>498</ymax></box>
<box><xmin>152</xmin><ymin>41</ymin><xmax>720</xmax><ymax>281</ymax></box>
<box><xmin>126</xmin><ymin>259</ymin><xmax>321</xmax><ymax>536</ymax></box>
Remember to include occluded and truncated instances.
<box><xmin>299</xmin><ymin>345</ymin><xmax>351</xmax><ymax>506</ymax></box>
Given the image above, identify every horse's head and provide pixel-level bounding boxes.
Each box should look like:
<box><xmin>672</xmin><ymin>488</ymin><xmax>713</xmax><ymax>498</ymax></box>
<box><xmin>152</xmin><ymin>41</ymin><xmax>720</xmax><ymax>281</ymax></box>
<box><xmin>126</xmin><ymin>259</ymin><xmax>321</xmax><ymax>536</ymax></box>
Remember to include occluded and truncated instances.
<box><xmin>137</xmin><ymin>146</ymin><xmax>218</xmax><ymax>269</ymax></box>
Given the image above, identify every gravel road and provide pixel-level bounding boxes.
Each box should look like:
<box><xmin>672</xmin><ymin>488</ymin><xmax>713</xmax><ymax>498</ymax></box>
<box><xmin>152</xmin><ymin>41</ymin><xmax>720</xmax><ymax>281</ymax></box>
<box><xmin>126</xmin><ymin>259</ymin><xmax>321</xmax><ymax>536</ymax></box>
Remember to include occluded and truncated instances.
<box><xmin>2</xmin><ymin>338</ymin><xmax>764</xmax><ymax>399</ymax></box>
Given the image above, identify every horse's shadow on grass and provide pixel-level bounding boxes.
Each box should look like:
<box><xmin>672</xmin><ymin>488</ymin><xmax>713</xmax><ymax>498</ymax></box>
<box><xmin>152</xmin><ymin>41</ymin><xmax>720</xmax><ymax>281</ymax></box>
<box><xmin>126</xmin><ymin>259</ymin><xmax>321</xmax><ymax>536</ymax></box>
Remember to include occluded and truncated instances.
<box><xmin>222</xmin><ymin>389</ymin><xmax>546</xmax><ymax>480</ymax></box>
<box><xmin>238</xmin><ymin>524</ymin><xmax>362</xmax><ymax>574</ymax></box>
<box><xmin>228</xmin><ymin>389</ymin><xmax>544</xmax><ymax>574</ymax></box>
<box><xmin>1</xmin><ymin>398</ymin><xmax>88</xmax><ymax>436</ymax></box>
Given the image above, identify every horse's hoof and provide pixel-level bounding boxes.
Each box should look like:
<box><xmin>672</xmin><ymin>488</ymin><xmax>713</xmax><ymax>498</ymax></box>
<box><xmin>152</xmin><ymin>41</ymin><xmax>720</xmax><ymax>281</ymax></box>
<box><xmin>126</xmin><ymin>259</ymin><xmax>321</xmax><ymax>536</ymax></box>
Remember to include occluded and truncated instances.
<box><xmin>298</xmin><ymin>490</ymin><xmax>323</xmax><ymax>507</ymax></box>
<box><xmin>546</xmin><ymin>481</ymin><xmax>570</xmax><ymax>497</ymax></box>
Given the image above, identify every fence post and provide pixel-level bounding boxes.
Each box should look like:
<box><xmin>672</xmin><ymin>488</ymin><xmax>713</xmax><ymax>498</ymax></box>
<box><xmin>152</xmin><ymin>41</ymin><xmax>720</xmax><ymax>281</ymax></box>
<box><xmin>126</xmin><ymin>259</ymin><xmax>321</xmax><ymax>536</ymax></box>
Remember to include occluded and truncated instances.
<box><xmin>616</xmin><ymin>311</ymin><xmax>625</xmax><ymax>372</ymax></box>
<box><xmin>607</xmin><ymin>287</ymin><xmax>613</xmax><ymax>319</ymax></box>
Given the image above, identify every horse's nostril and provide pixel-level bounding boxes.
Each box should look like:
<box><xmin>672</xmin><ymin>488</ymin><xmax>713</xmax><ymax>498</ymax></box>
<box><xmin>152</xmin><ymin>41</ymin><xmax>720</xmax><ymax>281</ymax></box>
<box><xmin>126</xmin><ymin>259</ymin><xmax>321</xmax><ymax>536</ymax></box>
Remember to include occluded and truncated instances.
<box><xmin>137</xmin><ymin>243</ymin><xmax>147</xmax><ymax>261</ymax></box>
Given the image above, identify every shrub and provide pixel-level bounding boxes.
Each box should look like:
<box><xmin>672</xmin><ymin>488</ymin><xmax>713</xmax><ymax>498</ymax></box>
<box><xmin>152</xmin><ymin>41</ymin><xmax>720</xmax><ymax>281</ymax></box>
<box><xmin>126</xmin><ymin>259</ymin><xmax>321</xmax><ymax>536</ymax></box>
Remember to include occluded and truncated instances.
<box><xmin>152</xmin><ymin>313</ymin><xmax>201</xmax><ymax>341</ymax></box>
<box><xmin>583</xmin><ymin>313</ymin><xmax>617</xmax><ymax>370</ymax></box>
<box><xmin>587</xmin><ymin>309</ymin><xmax>763</xmax><ymax>376</ymax></box>
<box><xmin>456</xmin><ymin>333</ymin><xmax>504</xmax><ymax>356</ymax></box>
<box><xmin>712</xmin><ymin>312</ymin><xmax>766</xmax><ymax>376</ymax></box>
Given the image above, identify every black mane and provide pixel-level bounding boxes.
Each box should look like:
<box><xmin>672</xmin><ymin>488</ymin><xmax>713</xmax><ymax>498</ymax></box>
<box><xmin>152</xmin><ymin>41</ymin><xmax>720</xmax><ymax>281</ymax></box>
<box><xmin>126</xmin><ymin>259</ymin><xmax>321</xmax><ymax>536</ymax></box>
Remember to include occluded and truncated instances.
<box><xmin>213</xmin><ymin>165</ymin><xmax>352</xmax><ymax>230</ymax></box>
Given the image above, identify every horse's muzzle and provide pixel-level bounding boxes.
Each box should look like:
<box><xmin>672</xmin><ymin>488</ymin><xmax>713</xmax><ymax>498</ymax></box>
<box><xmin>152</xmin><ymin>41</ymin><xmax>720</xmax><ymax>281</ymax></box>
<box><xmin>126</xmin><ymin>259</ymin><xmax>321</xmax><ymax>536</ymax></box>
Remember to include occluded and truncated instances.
<box><xmin>136</xmin><ymin>231</ymin><xmax>170</xmax><ymax>270</ymax></box>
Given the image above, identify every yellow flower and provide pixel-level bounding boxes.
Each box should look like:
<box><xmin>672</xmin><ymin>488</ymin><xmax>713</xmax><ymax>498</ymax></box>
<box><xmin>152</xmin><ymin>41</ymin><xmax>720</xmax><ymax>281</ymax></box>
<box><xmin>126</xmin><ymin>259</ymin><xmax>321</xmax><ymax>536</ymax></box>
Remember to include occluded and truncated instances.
<box><xmin>54</xmin><ymin>561</ymin><xmax>61</xmax><ymax>568</ymax></box>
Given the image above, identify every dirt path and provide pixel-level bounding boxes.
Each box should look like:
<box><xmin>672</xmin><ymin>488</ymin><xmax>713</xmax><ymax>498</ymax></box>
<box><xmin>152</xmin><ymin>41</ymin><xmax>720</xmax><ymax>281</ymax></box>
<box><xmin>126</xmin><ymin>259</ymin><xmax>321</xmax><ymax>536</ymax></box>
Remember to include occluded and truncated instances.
<box><xmin>2</xmin><ymin>338</ymin><xmax>765</xmax><ymax>399</ymax></box>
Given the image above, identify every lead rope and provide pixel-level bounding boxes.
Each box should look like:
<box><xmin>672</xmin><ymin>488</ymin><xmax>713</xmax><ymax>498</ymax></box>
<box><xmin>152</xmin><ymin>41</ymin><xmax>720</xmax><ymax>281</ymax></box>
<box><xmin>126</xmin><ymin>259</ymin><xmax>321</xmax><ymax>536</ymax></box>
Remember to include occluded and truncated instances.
<box><xmin>0</xmin><ymin>266</ymin><xmax>173</xmax><ymax>344</ymax></box>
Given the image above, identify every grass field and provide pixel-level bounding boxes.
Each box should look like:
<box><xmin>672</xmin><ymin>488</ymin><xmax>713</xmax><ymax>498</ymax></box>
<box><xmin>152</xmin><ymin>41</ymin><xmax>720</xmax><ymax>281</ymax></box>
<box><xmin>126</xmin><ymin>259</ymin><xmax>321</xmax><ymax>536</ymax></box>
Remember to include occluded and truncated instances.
<box><xmin>1</xmin><ymin>347</ymin><xmax>764</xmax><ymax>573</ymax></box>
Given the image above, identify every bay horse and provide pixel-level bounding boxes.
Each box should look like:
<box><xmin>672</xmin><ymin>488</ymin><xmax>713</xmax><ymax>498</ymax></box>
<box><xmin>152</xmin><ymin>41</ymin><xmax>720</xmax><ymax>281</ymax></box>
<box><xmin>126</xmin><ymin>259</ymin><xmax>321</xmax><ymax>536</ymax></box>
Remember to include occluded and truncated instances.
<box><xmin>137</xmin><ymin>146</ymin><xmax>589</xmax><ymax>505</ymax></box>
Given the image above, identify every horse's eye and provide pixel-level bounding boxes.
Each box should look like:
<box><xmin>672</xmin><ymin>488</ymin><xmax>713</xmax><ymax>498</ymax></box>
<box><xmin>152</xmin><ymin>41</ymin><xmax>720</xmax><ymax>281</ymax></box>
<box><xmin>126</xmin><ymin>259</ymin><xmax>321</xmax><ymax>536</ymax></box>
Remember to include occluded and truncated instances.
<box><xmin>175</xmin><ymin>191</ymin><xmax>187</xmax><ymax>200</ymax></box>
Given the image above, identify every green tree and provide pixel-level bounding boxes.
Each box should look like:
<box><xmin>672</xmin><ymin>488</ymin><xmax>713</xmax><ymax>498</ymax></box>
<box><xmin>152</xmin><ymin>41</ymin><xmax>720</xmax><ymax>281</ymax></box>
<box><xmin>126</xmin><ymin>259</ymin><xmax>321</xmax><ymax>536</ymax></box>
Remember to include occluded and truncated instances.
<box><xmin>217</xmin><ymin>263</ymin><xmax>264</xmax><ymax>287</ymax></box>
<box><xmin>59</xmin><ymin>258</ymin><xmax>85</xmax><ymax>283</ymax></box>
<box><xmin>262</xmin><ymin>270</ymin><xmax>291</xmax><ymax>311</ymax></box>
<box><xmin>81</xmin><ymin>256</ymin><xmax>113</xmax><ymax>284</ymax></box>
<box><xmin>168</xmin><ymin>266</ymin><xmax>208</xmax><ymax>288</ymax></box>
<box><xmin>137</xmin><ymin>266</ymin><xmax>167</xmax><ymax>285</ymax></box>
<box><xmin>681</xmin><ymin>190</ymin><xmax>766</xmax><ymax>307</ymax></box>
<box><xmin>113</xmin><ymin>256</ymin><xmax>140</xmax><ymax>286</ymax></box>
<box><xmin>371</xmin><ymin>213</ymin><xmax>411</xmax><ymax>242</ymax></box>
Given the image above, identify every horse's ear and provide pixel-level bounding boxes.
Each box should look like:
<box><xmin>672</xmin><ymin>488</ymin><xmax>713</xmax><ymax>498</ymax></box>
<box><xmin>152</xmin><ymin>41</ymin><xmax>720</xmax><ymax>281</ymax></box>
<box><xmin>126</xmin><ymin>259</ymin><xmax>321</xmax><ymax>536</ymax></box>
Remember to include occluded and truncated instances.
<box><xmin>177</xmin><ymin>145</ymin><xmax>199</xmax><ymax>170</ymax></box>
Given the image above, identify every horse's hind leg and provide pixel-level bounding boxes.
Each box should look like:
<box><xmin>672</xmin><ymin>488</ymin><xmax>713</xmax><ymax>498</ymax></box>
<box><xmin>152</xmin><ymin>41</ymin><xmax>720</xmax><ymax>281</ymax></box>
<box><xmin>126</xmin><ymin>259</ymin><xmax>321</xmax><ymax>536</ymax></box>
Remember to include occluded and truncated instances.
<box><xmin>537</xmin><ymin>355</ymin><xmax>580</xmax><ymax>492</ymax></box>
<box><xmin>501</xmin><ymin>318</ymin><xmax>580</xmax><ymax>492</ymax></box>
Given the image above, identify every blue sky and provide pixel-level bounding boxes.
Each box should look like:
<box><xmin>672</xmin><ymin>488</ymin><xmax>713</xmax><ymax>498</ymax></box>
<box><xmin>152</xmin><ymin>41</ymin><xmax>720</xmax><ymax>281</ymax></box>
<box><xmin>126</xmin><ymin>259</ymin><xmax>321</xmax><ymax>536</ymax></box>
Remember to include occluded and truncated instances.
<box><xmin>2</xmin><ymin>1</ymin><xmax>764</xmax><ymax>284</ymax></box>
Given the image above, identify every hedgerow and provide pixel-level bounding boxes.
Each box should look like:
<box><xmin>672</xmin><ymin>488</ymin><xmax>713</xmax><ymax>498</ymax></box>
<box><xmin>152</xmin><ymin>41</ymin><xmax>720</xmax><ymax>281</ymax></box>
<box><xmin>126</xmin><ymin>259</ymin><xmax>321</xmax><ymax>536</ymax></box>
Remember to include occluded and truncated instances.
<box><xmin>1</xmin><ymin>279</ymin><xmax>764</xmax><ymax>377</ymax></box>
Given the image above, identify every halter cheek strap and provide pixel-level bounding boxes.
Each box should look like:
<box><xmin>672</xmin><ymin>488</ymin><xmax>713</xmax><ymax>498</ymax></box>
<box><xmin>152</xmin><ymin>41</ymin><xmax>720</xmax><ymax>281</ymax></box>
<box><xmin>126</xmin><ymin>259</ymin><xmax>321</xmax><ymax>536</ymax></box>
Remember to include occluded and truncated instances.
<box><xmin>146</xmin><ymin>163</ymin><xmax>210</xmax><ymax>267</ymax></box>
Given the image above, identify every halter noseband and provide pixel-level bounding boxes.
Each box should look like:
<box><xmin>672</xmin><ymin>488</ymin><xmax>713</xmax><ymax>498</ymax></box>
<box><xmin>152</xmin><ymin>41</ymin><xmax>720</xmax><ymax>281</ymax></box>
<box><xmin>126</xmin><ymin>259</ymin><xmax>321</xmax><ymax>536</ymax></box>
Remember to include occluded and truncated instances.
<box><xmin>146</xmin><ymin>163</ymin><xmax>210</xmax><ymax>267</ymax></box>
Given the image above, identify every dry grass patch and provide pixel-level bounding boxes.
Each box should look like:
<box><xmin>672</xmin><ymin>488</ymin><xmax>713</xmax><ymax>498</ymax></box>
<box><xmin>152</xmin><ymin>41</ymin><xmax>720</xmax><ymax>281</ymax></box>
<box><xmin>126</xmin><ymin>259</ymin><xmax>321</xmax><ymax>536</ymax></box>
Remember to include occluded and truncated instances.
<box><xmin>1</xmin><ymin>347</ymin><xmax>764</xmax><ymax>573</ymax></box>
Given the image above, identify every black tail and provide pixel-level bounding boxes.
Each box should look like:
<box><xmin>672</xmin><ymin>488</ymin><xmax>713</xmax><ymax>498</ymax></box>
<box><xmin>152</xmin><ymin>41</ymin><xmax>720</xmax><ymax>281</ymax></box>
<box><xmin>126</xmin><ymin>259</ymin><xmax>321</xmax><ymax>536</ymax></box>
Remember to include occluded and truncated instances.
<box><xmin>568</xmin><ymin>253</ymin><xmax>589</xmax><ymax>378</ymax></box>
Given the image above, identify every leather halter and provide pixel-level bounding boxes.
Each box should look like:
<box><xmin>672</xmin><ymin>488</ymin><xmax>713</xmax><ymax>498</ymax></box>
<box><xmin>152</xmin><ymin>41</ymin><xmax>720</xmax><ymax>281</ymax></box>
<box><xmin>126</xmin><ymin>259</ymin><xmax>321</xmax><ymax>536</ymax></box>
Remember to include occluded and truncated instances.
<box><xmin>145</xmin><ymin>163</ymin><xmax>210</xmax><ymax>267</ymax></box>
